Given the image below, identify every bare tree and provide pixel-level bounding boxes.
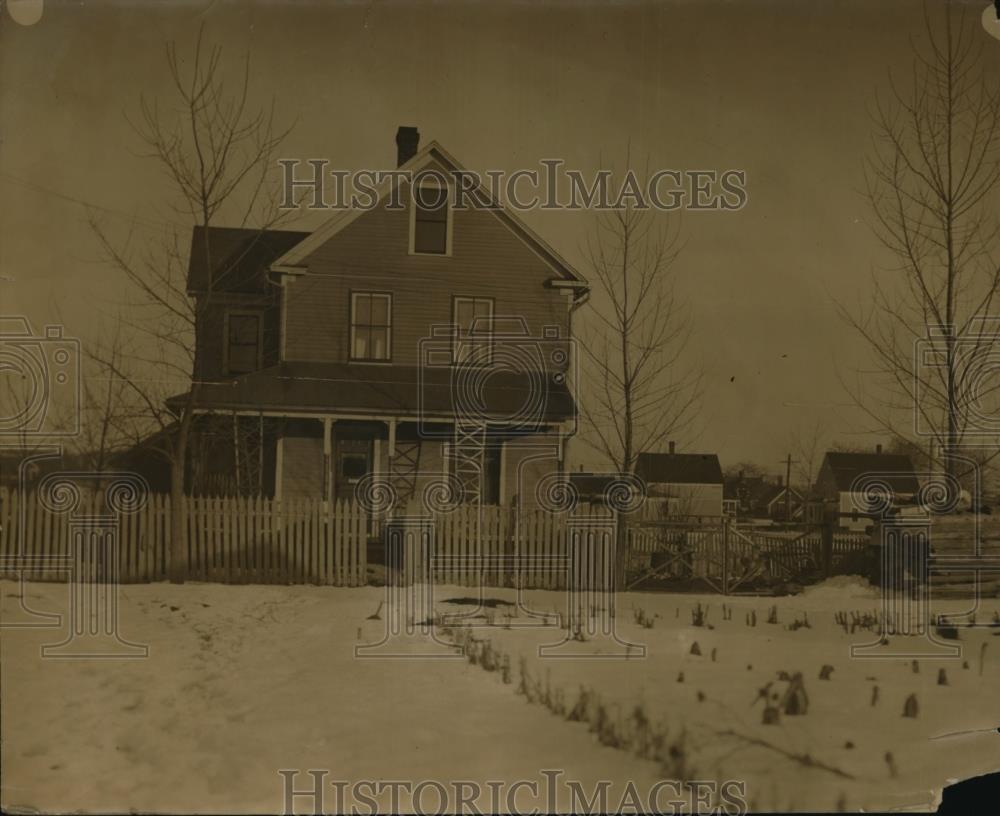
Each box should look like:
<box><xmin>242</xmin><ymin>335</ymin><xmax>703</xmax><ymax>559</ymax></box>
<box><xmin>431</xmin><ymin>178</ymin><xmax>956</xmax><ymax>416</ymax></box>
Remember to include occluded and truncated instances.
<box><xmin>88</xmin><ymin>27</ymin><xmax>292</xmax><ymax>582</ymax></box>
<box><xmin>579</xmin><ymin>178</ymin><xmax>702</xmax><ymax>477</ymax></box>
<box><xmin>840</xmin><ymin>6</ymin><xmax>1000</xmax><ymax>486</ymax></box>
<box><xmin>722</xmin><ymin>462</ymin><xmax>769</xmax><ymax>482</ymax></box>
<box><xmin>789</xmin><ymin>419</ymin><xmax>825</xmax><ymax>494</ymax></box>
<box><xmin>72</xmin><ymin>320</ymin><xmax>141</xmax><ymax>476</ymax></box>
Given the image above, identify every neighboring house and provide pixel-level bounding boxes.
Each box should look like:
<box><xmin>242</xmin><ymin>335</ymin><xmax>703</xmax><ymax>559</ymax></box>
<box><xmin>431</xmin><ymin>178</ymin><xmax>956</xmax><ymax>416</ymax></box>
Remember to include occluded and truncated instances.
<box><xmin>568</xmin><ymin>471</ymin><xmax>620</xmax><ymax>507</ymax></box>
<box><xmin>634</xmin><ymin>445</ymin><xmax>724</xmax><ymax>519</ymax></box>
<box><xmin>170</xmin><ymin>127</ymin><xmax>589</xmax><ymax>508</ymax></box>
<box><xmin>723</xmin><ymin>473</ymin><xmax>804</xmax><ymax>521</ymax></box>
<box><xmin>814</xmin><ymin>447</ymin><xmax>920</xmax><ymax>530</ymax></box>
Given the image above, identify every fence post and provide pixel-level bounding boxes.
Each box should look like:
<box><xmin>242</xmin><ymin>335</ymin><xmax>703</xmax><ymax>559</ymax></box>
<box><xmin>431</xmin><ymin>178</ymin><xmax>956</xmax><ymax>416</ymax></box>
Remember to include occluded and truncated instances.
<box><xmin>821</xmin><ymin>509</ymin><xmax>835</xmax><ymax>578</ymax></box>
<box><xmin>722</xmin><ymin>516</ymin><xmax>730</xmax><ymax>595</ymax></box>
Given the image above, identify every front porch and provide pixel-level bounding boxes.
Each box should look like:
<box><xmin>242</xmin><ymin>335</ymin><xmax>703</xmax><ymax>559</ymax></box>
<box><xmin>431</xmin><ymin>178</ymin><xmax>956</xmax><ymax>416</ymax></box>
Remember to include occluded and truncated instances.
<box><xmin>188</xmin><ymin>411</ymin><xmax>570</xmax><ymax>513</ymax></box>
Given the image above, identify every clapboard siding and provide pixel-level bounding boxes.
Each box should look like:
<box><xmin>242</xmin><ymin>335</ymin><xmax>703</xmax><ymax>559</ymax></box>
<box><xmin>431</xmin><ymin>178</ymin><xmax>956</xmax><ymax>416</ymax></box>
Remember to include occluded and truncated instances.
<box><xmin>284</xmin><ymin>171</ymin><xmax>572</xmax><ymax>367</ymax></box>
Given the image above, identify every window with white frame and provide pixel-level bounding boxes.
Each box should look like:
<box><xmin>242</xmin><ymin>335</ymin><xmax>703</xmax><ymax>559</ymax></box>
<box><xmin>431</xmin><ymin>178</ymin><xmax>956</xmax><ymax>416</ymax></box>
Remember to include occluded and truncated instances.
<box><xmin>453</xmin><ymin>296</ymin><xmax>494</xmax><ymax>364</ymax></box>
<box><xmin>350</xmin><ymin>292</ymin><xmax>392</xmax><ymax>361</ymax></box>
<box><xmin>411</xmin><ymin>183</ymin><xmax>450</xmax><ymax>254</ymax></box>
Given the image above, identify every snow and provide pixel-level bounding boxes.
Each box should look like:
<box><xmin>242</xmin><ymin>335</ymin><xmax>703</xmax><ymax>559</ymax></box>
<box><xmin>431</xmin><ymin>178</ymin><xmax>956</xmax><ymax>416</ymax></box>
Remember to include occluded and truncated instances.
<box><xmin>1</xmin><ymin>581</ymin><xmax>665</xmax><ymax>814</ymax></box>
<box><xmin>2</xmin><ymin>579</ymin><xmax>998</xmax><ymax>813</ymax></box>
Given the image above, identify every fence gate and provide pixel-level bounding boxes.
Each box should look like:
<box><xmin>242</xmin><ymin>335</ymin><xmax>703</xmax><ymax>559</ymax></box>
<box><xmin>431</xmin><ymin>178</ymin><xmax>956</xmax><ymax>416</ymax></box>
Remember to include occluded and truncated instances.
<box><xmin>625</xmin><ymin>516</ymin><xmax>870</xmax><ymax>594</ymax></box>
<box><xmin>625</xmin><ymin>518</ymin><xmax>730</xmax><ymax>592</ymax></box>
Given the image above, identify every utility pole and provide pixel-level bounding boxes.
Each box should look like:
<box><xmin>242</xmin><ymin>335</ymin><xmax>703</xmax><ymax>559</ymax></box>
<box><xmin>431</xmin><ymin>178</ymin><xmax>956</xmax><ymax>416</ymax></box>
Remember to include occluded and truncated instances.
<box><xmin>779</xmin><ymin>453</ymin><xmax>798</xmax><ymax>522</ymax></box>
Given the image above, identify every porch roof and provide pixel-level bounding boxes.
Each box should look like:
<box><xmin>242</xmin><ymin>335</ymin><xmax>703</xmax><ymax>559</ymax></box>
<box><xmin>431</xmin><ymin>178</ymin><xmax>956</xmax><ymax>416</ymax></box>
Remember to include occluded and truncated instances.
<box><xmin>170</xmin><ymin>360</ymin><xmax>575</xmax><ymax>425</ymax></box>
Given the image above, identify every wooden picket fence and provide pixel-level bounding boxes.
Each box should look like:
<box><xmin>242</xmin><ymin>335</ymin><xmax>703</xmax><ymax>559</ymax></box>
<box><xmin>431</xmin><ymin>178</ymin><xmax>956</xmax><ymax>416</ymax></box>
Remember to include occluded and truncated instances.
<box><xmin>14</xmin><ymin>486</ymin><xmax>993</xmax><ymax>595</ymax></box>
<box><xmin>0</xmin><ymin>488</ymin><xmax>608</xmax><ymax>588</ymax></box>
<box><xmin>0</xmin><ymin>489</ymin><xmax>367</xmax><ymax>586</ymax></box>
<box><xmin>430</xmin><ymin>505</ymin><xmax>585</xmax><ymax>589</ymax></box>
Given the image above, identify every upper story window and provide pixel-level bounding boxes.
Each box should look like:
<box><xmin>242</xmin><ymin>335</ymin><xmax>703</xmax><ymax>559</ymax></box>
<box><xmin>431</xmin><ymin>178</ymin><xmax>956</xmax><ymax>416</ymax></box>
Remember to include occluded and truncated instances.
<box><xmin>350</xmin><ymin>292</ymin><xmax>392</xmax><ymax>361</ymax></box>
<box><xmin>410</xmin><ymin>182</ymin><xmax>450</xmax><ymax>255</ymax></box>
<box><xmin>225</xmin><ymin>312</ymin><xmax>262</xmax><ymax>376</ymax></box>
<box><xmin>453</xmin><ymin>296</ymin><xmax>494</xmax><ymax>364</ymax></box>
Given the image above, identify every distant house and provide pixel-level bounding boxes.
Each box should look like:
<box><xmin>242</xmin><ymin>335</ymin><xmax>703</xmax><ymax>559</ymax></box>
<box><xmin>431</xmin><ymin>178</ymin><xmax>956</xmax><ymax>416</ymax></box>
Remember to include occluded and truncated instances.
<box><xmin>723</xmin><ymin>473</ymin><xmax>804</xmax><ymax>521</ymax></box>
<box><xmin>815</xmin><ymin>447</ymin><xmax>920</xmax><ymax>530</ymax></box>
<box><xmin>568</xmin><ymin>472</ymin><xmax>620</xmax><ymax>506</ymax></box>
<box><xmin>634</xmin><ymin>445</ymin><xmax>724</xmax><ymax>519</ymax></box>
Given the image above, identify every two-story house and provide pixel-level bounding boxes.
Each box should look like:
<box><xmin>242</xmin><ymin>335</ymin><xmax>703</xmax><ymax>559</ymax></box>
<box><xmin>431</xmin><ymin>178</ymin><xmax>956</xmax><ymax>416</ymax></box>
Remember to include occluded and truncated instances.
<box><xmin>174</xmin><ymin>128</ymin><xmax>589</xmax><ymax>510</ymax></box>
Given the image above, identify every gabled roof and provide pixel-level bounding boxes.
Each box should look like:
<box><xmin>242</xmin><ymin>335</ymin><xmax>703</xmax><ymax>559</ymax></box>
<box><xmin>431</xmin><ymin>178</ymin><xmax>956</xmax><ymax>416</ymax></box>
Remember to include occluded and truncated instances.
<box><xmin>187</xmin><ymin>226</ymin><xmax>309</xmax><ymax>294</ymax></box>
<box><xmin>168</xmin><ymin>361</ymin><xmax>574</xmax><ymax>425</ymax></box>
<box><xmin>635</xmin><ymin>453</ymin><xmax>724</xmax><ymax>485</ymax></box>
<box><xmin>569</xmin><ymin>472</ymin><xmax>622</xmax><ymax>498</ymax></box>
<box><xmin>821</xmin><ymin>451</ymin><xmax>920</xmax><ymax>494</ymax></box>
<box><xmin>760</xmin><ymin>483</ymin><xmax>803</xmax><ymax>510</ymax></box>
<box><xmin>270</xmin><ymin>140</ymin><xmax>588</xmax><ymax>288</ymax></box>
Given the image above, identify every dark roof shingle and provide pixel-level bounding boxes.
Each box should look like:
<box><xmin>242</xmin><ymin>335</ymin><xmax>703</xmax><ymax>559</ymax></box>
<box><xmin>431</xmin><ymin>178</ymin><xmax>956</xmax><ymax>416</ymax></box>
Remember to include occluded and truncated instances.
<box><xmin>187</xmin><ymin>226</ymin><xmax>309</xmax><ymax>294</ymax></box>
<box><xmin>170</xmin><ymin>361</ymin><xmax>574</xmax><ymax>426</ymax></box>
<box><xmin>822</xmin><ymin>451</ymin><xmax>920</xmax><ymax>493</ymax></box>
<box><xmin>635</xmin><ymin>452</ymin><xmax>723</xmax><ymax>485</ymax></box>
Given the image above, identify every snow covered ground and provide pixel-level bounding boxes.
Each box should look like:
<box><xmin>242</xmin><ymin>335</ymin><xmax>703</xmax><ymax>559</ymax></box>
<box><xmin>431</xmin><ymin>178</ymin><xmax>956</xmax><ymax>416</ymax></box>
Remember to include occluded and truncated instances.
<box><xmin>1</xmin><ymin>577</ymin><xmax>998</xmax><ymax>813</ymax></box>
<box><xmin>459</xmin><ymin>578</ymin><xmax>1000</xmax><ymax>811</ymax></box>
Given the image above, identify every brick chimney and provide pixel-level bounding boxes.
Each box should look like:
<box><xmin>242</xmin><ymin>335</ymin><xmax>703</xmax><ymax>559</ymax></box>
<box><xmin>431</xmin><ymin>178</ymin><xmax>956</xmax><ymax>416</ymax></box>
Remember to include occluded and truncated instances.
<box><xmin>668</xmin><ymin>441</ymin><xmax>676</xmax><ymax>454</ymax></box>
<box><xmin>876</xmin><ymin>443</ymin><xmax>883</xmax><ymax>455</ymax></box>
<box><xmin>395</xmin><ymin>126</ymin><xmax>420</xmax><ymax>167</ymax></box>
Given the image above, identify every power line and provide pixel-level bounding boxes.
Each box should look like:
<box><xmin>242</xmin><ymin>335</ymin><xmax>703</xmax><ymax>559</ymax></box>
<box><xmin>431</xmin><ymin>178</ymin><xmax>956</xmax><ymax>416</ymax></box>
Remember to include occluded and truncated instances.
<box><xmin>0</xmin><ymin>171</ymin><xmax>183</xmax><ymax>232</ymax></box>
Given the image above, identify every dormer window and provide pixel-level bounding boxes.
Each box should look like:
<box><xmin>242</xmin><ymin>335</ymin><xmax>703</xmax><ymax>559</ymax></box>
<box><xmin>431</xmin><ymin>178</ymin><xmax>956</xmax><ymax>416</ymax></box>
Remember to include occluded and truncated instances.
<box><xmin>410</xmin><ymin>182</ymin><xmax>451</xmax><ymax>255</ymax></box>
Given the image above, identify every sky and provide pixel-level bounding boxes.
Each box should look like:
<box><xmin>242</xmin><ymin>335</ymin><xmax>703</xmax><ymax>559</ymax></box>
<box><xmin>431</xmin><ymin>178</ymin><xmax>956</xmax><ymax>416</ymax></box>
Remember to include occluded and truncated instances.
<box><xmin>3</xmin><ymin>0</ymin><xmax>1000</xmax><ymax>476</ymax></box>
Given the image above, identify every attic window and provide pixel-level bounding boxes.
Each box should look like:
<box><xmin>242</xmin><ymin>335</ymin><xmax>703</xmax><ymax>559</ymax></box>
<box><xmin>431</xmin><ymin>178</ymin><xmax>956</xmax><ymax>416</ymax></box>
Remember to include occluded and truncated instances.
<box><xmin>411</xmin><ymin>183</ymin><xmax>450</xmax><ymax>255</ymax></box>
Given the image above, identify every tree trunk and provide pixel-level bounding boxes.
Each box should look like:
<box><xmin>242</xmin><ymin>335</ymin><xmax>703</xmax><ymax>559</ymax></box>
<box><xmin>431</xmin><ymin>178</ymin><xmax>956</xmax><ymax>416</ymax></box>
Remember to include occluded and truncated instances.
<box><xmin>168</xmin><ymin>402</ymin><xmax>194</xmax><ymax>583</ymax></box>
<box><xmin>168</xmin><ymin>462</ymin><xmax>187</xmax><ymax>583</ymax></box>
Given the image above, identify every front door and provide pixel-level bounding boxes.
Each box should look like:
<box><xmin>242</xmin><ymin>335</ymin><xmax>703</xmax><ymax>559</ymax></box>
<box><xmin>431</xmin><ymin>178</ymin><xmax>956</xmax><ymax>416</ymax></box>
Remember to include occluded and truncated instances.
<box><xmin>335</xmin><ymin>438</ymin><xmax>373</xmax><ymax>503</ymax></box>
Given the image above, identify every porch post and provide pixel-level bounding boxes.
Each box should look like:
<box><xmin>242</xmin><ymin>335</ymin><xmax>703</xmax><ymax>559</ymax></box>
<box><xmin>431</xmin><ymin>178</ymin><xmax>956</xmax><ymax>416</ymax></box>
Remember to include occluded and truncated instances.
<box><xmin>274</xmin><ymin>435</ymin><xmax>284</xmax><ymax>501</ymax></box>
<box><xmin>388</xmin><ymin>418</ymin><xmax>396</xmax><ymax>459</ymax></box>
<box><xmin>498</xmin><ymin>440</ymin><xmax>507</xmax><ymax>506</ymax></box>
<box><xmin>322</xmin><ymin>417</ymin><xmax>333</xmax><ymax>503</ymax></box>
